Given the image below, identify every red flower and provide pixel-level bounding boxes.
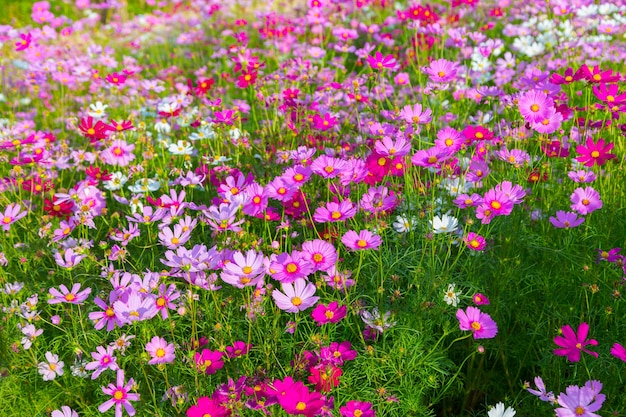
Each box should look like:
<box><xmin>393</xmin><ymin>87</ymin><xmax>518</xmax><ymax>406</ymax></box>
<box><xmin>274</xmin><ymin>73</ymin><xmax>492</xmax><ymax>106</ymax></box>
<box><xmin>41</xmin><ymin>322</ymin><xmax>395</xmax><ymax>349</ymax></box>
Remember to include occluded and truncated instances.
<box><xmin>44</xmin><ymin>197</ymin><xmax>74</xmax><ymax>219</ymax></box>
<box><xmin>86</xmin><ymin>166</ymin><xmax>112</xmax><ymax>183</ymax></box>
<box><xmin>575</xmin><ymin>137</ymin><xmax>616</xmax><ymax>167</ymax></box>
<box><xmin>195</xmin><ymin>78</ymin><xmax>214</xmax><ymax>96</ymax></box>
<box><xmin>308</xmin><ymin>364</ymin><xmax>342</xmax><ymax>392</ymax></box>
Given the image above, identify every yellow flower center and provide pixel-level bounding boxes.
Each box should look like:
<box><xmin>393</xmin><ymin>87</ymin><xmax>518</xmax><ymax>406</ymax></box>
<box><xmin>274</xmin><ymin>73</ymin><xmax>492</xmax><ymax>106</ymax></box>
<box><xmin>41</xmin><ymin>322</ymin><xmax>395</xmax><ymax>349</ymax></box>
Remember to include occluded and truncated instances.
<box><xmin>156</xmin><ymin>348</ymin><xmax>166</xmax><ymax>358</ymax></box>
<box><xmin>291</xmin><ymin>297</ymin><xmax>302</xmax><ymax>306</ymax></box>
<box><xmin>530</xmin><ymin>104</ymin><xmax>539</xmax><ymax>112</ymax></box>
<box><xmin>65</xmin><ymin>293</ymin><xmax>76</xmax><ymax>302</ymax></box>
<box><xmin>286</xmin><ymin>263</ymin><xmax>298</xmax><ymax>273</ymax></box>
<box><xmin>242</xmin><ymin>266</ymin><xmax>253</xmax><ymax>274</ymax></box>
<box><xmin>590</xmin><ymin>151</ymin><xmax>600</xmax><ymax>158</ymax></box>
<box><xmin>357</xmin><ymin>239</ymin><xmax>367</xmax><ymax>248</ymax></box>
<box><xmin>471</xmin><ymin>322</ymin><xmax>481</xmax><ymax>331</ymax></box>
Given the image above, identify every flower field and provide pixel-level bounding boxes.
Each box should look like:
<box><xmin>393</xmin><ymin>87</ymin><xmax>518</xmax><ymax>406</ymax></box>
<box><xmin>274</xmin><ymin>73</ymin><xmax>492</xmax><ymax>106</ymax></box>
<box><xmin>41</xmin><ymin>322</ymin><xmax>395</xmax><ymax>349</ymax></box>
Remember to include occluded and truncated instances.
<box><xmin>1</xmin><ymin>0</ymin><xmax>625</xmax><ymax>416</ymax></box>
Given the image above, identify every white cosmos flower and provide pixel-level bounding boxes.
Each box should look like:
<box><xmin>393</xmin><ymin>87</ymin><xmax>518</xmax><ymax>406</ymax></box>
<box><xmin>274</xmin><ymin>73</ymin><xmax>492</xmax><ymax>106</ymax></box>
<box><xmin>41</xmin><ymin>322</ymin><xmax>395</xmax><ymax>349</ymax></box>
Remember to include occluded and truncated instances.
<box><xmin>168</xmin><ymin>140</ymin><xmax>194</xmax><ymax>155</ymax></box>
<box><xmin>392</xmin><ymin>215</ymin><xmax>417</xmax><ymax>233</ymax></box>
<box><xmin>487</xmin><ymin>402</ymin><xmax>516</xmax><ymax>417</ymax></box>
<box><xmin>103</xmin><ymin>172</ymin><xmax>128</xmax><ymax>191</ymax></box>
<box><xmin>88</xmin><ymin>101</ymin><xmax>108</xmax><ymax>119</ymax></box>
<box><xmin>155</xmin><ymin>119</ymin><xmax>171</xmax><ymax>134</ymax></box>
<box><xmin>431</xmin><ymin>214</ymin><xmax>459</xmax><ymax>234</ymax></box>
<box><xmin>443</xmin><ymin>284</ymin><xmax>460</xmax><ymax>307</ymax></box>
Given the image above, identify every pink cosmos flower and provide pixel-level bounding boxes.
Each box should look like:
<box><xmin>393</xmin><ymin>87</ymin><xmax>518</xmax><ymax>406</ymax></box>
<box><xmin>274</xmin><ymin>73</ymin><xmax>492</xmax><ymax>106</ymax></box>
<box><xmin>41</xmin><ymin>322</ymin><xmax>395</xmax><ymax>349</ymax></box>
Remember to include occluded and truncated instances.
<box><xmin>549</xmin><ymin>211</ymin><xmax>585</xmax><ymax>229</ymax></box>
<box><xmin>341</xmin><ymin>230</ymin><xmax>382</xmax><ymax>251</ymax></box>
<box><xmin>279</xmin><ymin>382</ymin><xmax>325</xmax><ymax>417</ymax></box>
<box><xmin>518</xmin><ymin>90</ymin><xmax>554</xmax><ymax>123</ymax></box>
<box><xmin>1</xmin><ymin>203</ymin><xmax>28</xmax><ymax>231</ymax></box>
<box><xmin>301</xmin><ymin>239</ymin><xmax>337</xmax><ymax>272</ymax></box>
<box><xmin>272</xmin><ymin>278</ymin><xmax>319</xmax><ymax>313</ymax></box>
<box><xmin>311</xmin><ymin>155</ymin><xmax>348</xmax><ymax>178</ymax></box>
<box><xmin>399</xmin><ymin>103</ymin><xmax>432</xmax><ymax>125</ymax></box>
<box><xmin>99</xmin><ymin>369</ymin><xmax>140</xmax><ymax>417</ymax></box>
<box><xmin>464</xmin><ymin>233</ymin><xmax>486</xmax><ymax>251</ymax></box>
<box><xmin>311</xmin><ymin>113</ymin><xmax>338</xmax><ymax>131</ymax></box>
<box><xmin>423</xmin><ymin>58</ymin><xmax>459</xmax><ymax>83</ymax></box>
<box><xmin>311</xmin><ymin>301</ymin><xmax>347</xmax><ymax>325</ymax></box>
<box><xmin>313</xmin><ymin>200</ymin><xmax>356</xmax><ymax>223</ymax></box>
<box><xmin>53</xmin><ymin>248</ymin><xmax>87</xmax><ymax>268</ymax></box>
<box><xmin>145</xmin><ymin>336</ymin><xmax>175</xmax><ymax>365</ymax></box>
<box><xmin>269</xmin><ymin>251</ymin><xmax>313</xmax><ymax>283</ymax></box>
<box><xmin>48</xmin><ymin>283</ymin><xmax>92</xmax><ymax>305</ymax></box>
<box><xmin>85</xmin><ymin>345</ymin><xmax>119</xmax><ymax>379</ymax></box>
<box><xmin>531</xmin><ymin>108</ymin><xmax>563</xmax><ymax>134</ymax></box>
<box><xmin>320</xmin><ymin>341</ymin><xmax>358</xmax><ymax>365</ymax></box>
<box><xmin>435</xmin><ymin>127</ymin><xmax>463</xmax><ymax>153</ymax></box>
<box><xmin>374</xmin><ymin>136</ymin><xmax>411</xmax><ymax>157</ymax></box>
<box><xmin>411</xmin><ymin>147</ymin><xmax>452</xmax><ymax>168</ymax></box>
<box><xmin>456</xmin><ymin>307</ymin><xmax>498</xmax><ymax>339</ymax></box>
<box><xmin>570</xmin><ymin>187</ymin><xmax>602</xmax><ymax>215</ymax></box>
<box><xmin>340</xmin><ymin>400</ymin><xmax>375</xmax><ymax>417</ymax></box>
<box><xmin>100</xmin><ymin>140</ymin><xmax>136</xmax><ymax>167</ymax></box>
<box><xmin>553</xmin><ymin>322</ymin><xmax>598</xmax><ymax>362</ymax></box>
<box><xmin>221</xmin><ymin>249</ymin><xmax>266</xmax><ymax>288</ymax></box>
<box><xmin>194</xmin><ymin>349</ymin><xmax>224</xmax><ymax>375</ymax></box>
<box><xmin>575</xmin><ymin>138</ymin><xmax>616</xmax><ymax>167</ymax></box>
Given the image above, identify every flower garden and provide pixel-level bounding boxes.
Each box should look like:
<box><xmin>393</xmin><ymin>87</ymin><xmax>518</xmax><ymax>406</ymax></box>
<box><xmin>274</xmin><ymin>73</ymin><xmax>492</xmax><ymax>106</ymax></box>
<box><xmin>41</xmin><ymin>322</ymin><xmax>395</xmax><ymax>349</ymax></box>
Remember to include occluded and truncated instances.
<box><xmin>0</xmin><ymin>0</ymin><xmax>625</xmax><ymax>416</ymax></box>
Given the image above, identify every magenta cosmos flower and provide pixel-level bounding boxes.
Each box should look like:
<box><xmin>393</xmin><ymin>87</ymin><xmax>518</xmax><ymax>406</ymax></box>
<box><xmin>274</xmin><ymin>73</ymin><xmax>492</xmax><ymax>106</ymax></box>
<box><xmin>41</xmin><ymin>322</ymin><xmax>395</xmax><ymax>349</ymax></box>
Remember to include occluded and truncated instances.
<box><xmin>311</xmin><ymin>301</ymin><xmax>347</xmax><ymax>326</ymax></box>
<box><xmin>610</xmin><ymin>343</ymin><xmax>626</xmax><ymax>362</ymax></box>
<box><xmin>341</xmin><ymin>230</ymin><xmax>382</xmax><ymax>251</ymax></box>
<box><xmin>553</xmin><ymin>322</ymin><xmax>598</xmax><ymax>362</ymax></box>
<box><xmin>423</xmin><ymin>58</ymin><xmax>459</xmax><ymax>83</ymax></box>
<box><xmin>48</xmin><ymin>283</ymin><xmax>92</xmax><ymax>305</ymax></box>
<box><xmin>366</xmin><ymin>51</ymin><xmax>397</xmax><ymax>70</ymax></box>
<box><xmin>575</xmin><ymin>138</ymin><xmax>616</xmax><ymax>167</ymax></box>
<box><xmin>464</xmin><ymin>232</ymin><xmax>486</xmax><ymax>251</ymax></box>
<box><xmin>186</xmin><ymin>396</ymin><xmax>230</xmax><ymax>417</ymax></box>
<box><xmin>100</xmin><ymin>140</ymin><xmax>136</xmax><ymax>167</ymax></box>
<box><xmin>456</xmin><ymin>307</ymin><xmax>498</xmax><ymax>339</ymax></box>
<box><xmin>340</xmin><ymin>400</ymin><xmax>375</xmax><ymax>417</ymax></box>
<box><xmin>272</xmin><ymin>278</ymin><xmax>319</xmax><ymax>313</ymax></box>
<box><xmin>145</xmin><ymin>336</ymin><xmax>175</xmax><ymax>365</ymax></box>
<box><xmin>313</xmin><ymin>200</ymin><xmax>357</xmax><ymax>223</ymax></box>
<box><xmin>269</xmin><ymin>251</ymin><xmax>314</xmax><ymax>283</ymax></box>
<box><xmin>99</xmin><ymin>369</ymin><xmax>140</xmax><ymax>417</ymax></box>
<box><xmin>570</xmin><ymin>187</ymin><xmax>602</xmax><ymax>215</ymax></box>
<box><xmin>194</xmin><ymin>349</ymin><xmax>224</xmax><ymax>375</ymax></box>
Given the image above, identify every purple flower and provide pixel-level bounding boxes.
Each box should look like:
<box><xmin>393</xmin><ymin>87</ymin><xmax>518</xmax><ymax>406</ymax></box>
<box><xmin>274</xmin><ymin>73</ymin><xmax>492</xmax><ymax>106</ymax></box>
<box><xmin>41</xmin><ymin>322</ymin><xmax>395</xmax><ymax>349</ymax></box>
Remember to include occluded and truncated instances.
<box><xmin>85</xmin><ymin>345</ymin><xmax>119</xmax><ymax>379</ymax></box>
<box><xmin>549</xmin><ymin>211</ymin><xmax>585</xmax><ymax>229</ymax></box>
<box><xmin>272</xmin><ymin>278</ymin><xmax>319</xmax><ymax>313</ymax></box>
<box><xmin>1</xmin><ymin>203</ymin><xmax>28</xmax><ymax>231</ymax></box>
<box><xmin>456</xmin><ymin>307</ymin><xmax>498</xmax><ymax>339</ymax></box>
<box><xmin>38</xmin><ymin>351</ymin><xmax>64</xmax><ymax>381</ymax></box>
<box><xmin>51</xmin><ymin>406</ymin><xmax>79</xmax><ymax>417</ymax></box>
<box><xmin>570</xmin><ymin>187</ymin><xmax>602</xmax><ymax>215</ymax></box>
<box><xmin>89</xmin><ymin>296</ymin><xmax>124</xmax><ymax>331</ymax></box>
<box><xmin>527</xmin><ymin>376</ymin><xmax>555</xmax><ymax>403</ymax></box>
<box><xmin>555</xmin><ymin>382</ymin><xmax>605</xmax><ymax>417</ymax></box>
<box><xmin>553</xmin><ymin>322</ymin><xmax>598</xmax><ymax>362</ymax></box>
<box><xmin>145</xmin><ymin>336</ymin><xmax>175</xmax><ymax>365</ymax></box>
<box><xmin>48</xmin><ymin>283</ymin><xmax>92</xmax><ymax>305</ymax></box>
<box><xmin>98</xmin><ymin>369</ymin><xmax>140</xmax><ymax>417</ymax></box>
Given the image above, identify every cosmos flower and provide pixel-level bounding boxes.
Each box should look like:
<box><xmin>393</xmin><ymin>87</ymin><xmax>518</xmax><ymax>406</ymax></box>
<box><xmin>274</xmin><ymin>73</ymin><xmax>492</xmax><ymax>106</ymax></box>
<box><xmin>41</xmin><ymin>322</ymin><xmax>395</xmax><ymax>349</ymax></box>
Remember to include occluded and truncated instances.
<box><xmin>272</xmin><ymin>278</ymin><xmax>319</xmax><ymax>313</ymax></box>
<box><xmin>456</xmin><ymin>307</ymin><xmax>498</xmax><ymax>339</ymax></box>
<box><xmin>555</xmin><ymin>382</ymin><xmax>605</xmax><ymax>417</ymax></box>
<box><xmin>98</xmin><ymin>369</ymin><xmax>140</xmax><ymax>417</ymax></box>
<box><xmin>575</xmin><ymin>138</ymin><xmax>616</xmax><ymax>167</ymax></box>
<box><xmin>553</xmin><ymin>322</ymin><xmax>598</xmax><ymax>362</ymax></box>
<box><xmin>38</xmin><ymin>351</ymin><xmax>64</xmax><ymax>381</ymax></box>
